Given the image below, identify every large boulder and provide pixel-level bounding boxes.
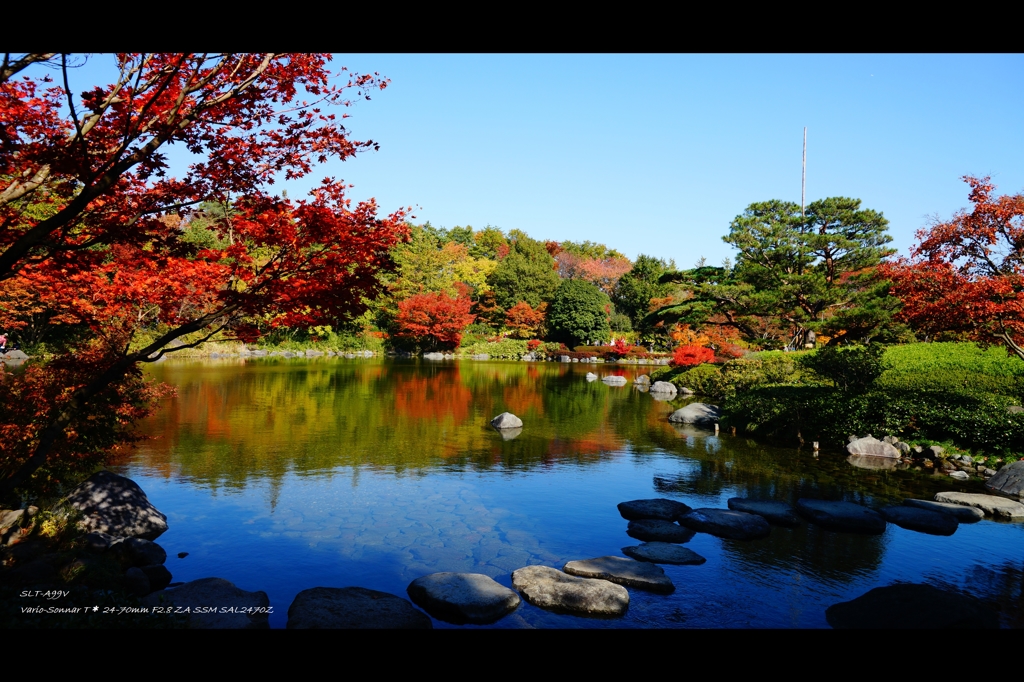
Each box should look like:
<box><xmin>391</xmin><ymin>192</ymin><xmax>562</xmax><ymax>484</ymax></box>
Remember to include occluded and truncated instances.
<box><xmin>825</xmin><ymin>583</ymin><xmax>998</xmax><ymax>629</ymax></box>
<box><xmin>64</xmin><ymin>471</ymin><xmax>168</xmax><ymax>540</ymax></box>
<box><xmin>878</xmin><ymin>506</ymin><xmax>958</xmax><ymax>536</ymax></box>
<box><xmin>287</xmin><ymin>587</ymin><xmax>432</xmax><ymax>629</ymax></box>
<box><xmin>621</xmin><ymin>542</ymin><xmax>706</xmax><ymax>565</ymax></box>
<box><xmin>933</xmin><ymin>492</ymin><xmax>1024</xmax><ymax>519</ymax></box>
<box><xmin>846</xmin><ymin>436</ymin><xmax>900</xmax><ymax>458</ymax></box>
<box><xmin>903</xmin><ymin>498</ymin><xmax>983</xmax><ymax>522</ymax></box>
<box><xmin>795</xmin><ymin>499</ymin><xmax>887</xmax><ymax>534</ymax></box>
<box><xmin>142</xmin><ymin>578</ymin><xmax>270</xmax><ymax>628</ymax></box>
<box><xmin>490</xmin><ymin>412</ymin><xmax>523</xmax><ymax>429</ymax></box>
<box><xmin>511</xmin><ymin>565</ymin><xmax>628</xmax><ymax>617</ymax></box>
<box><xmin>617</xmin><ymin>498</ymin><xmax>691</xmax><ymax>522</ymax></box>
<box><xmin>727</xmin><ymin>498</ymin><xmax>801</xmax><ymax>527</ymax></box>
<box><xmin>406</xmin><ymin>572</ymin><xmax>519</xmax><ymax>625</ymax></box>
<box><xmin>649</xmin><ymin>381</ymin><xmax>677</xmax><ymax>395</ymax></box>
<box><xmin>563</xmin><ymin>556</ymin><xmax>674</xmax><ymax>594</ymax></box>
<box><xmin>668</xmin><ymin>403</ymin><xmax>721</xmax><ymax>426</ymax></box>
<box><xmin>985</xmin><ymin>460</ymin><xmax>1024</xmax><ymax>498</ymax></box>
<box><xmin>677</xmin><ymin>508</ymin><xmax>771</xmax><ymax>541</ymax></box>
<box><xmin>626</xmin><ymin>519</ymin><xmax>696</xmax><ymax>543</ymax></box>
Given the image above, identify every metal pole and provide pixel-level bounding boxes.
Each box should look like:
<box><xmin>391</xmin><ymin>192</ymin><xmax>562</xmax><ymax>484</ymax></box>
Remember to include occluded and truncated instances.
<box><xmin>801</xmin><ymin>127</ymin><xmax>806</xmax><ymax>220</ymax></box>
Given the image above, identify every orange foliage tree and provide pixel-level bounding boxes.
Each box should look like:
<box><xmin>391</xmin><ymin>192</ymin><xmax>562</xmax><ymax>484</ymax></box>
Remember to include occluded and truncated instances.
<box><xmin>394</xmin><ymin>288</ymin><xmax>476</xmax><ymax>351</ymax></box>
<box><xmin>504</xmin><ymin>301</ymin><xmax>546</xmax><ymax>339</ymax></box>
<box><xmin>881</xmin><ymin>176</ymin><xmax>1024</xmax><ymax>359</ymax></box>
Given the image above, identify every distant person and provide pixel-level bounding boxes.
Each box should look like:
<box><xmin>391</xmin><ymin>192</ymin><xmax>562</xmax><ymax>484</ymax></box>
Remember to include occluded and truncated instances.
<box><xmin>0</xmin><ymin>333</ymin><xmax>7</xmax><ymax>352</ymax></box>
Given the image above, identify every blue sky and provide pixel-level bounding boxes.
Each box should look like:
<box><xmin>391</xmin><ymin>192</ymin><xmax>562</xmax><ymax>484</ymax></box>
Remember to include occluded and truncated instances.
<box><xmin>67</xmin><ymin>54</ymin><xmax>1024</xmax><ymax>269</ymax></box>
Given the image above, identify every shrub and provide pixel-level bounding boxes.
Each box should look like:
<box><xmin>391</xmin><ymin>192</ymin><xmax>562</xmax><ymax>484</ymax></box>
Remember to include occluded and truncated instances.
<box><xmin>671</xmin><ymin>345</ymin><xmax>715</xmax><ymax>367</ymax></box>
<box><xmin>459</xmin><ymin>338</ymin><xmax>529</xmax><ymax>359</ymax></box>
<box><xmin>673</xmin><ymin>363</ymin><xmax>728</xmax><ymax>398</ymax></box>
<box><xmin>799</xmin><ymin>344</ymin><xmax>886</xmax><ymax>392</ymax></box>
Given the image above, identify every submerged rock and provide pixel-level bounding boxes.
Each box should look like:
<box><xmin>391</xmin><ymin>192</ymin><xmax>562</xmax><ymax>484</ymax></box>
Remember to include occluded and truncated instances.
<box><xmin>933</xmin><ymin>492</ymin><xmax>1024</xmax><ymax>519</ymax></box>
<box><xmin>64</xmin><ymin>471</ymin><xmax>168</xmax><ymax>540</ymax></box>
<box><xmin>407</xmin><ymin>572</ymin><xmax>519</xmax><ymax>625</ymax></box>
<box><xmin>825</xmin><ymin>583</ymin><xmax>999</xmax><ymax>629</ymax></box>
<box><xmin>795</xmin><ymin>499</ymin><xmax>886</xmax><ymax>535</ymax></box>
<box><xmin>621</xmin><ymin>542</ymin><xmax>706</xmax><ymax>565</ymax></box>
<box><xmin>287</xmin><ymin>587</ymin><xmax>432</xmax><ymax>629</ymax></box>
<box><xmin>563</xmin><ymin>556</ymin><xmax>674</xmax><ymax>593</ymax></box>
<box><xmin>985</xmin><ymin>460</ymin><xmax>1024</xmax><ymax>498</ymax></box>
<box><xmin>626</xmin><ymin>519</ymin><xmax>696</xmax><ymax>543</ymax></box>
<box><xmin>847</xmin><ymin>454</ymin><xmax>899</xmax><ymax>471</ymax></box>
<box><xmin>668</xmin><ymin>403</ymin><xmax>721</xmax><ymax>426</ymax></box>
<box><xmin>511</xmin><ymin>565</ymin><xmax>628</xmax><ymax>617</ymax></box>
<box><xmin>678</xmin><ymin>508</ymin><xmax>771</xmax><ymax>541</ymax></box>
<box><xmin>878</xmin><ymin>506</ymin><xmax>958</xmax><ymax>536</ymax></box>
<box><xmin>490</xmin><ymin>412</ymin><xmax>523</xmax><ymax>429</ymax></box>
<box><xmin>617</xmin><ymin>498</ymin><xmax>691</xmax><ymax>522</ymax></box>
<box><xmin>903</xmin><ymin>498</ymin><xmax>984</xmax><ymax>522</ymax></box>
<box><xmin>142</xmin><ymin>578</ymin><xmax>270</xmax><ymax>628</ymax></box>
<box><xmin>726</xmin><ymin>498</ymin><xmax>801</xmax><ymax>527</ymax></box>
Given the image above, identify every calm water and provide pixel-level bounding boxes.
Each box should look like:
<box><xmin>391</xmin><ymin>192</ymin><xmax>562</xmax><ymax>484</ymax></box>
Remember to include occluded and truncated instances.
<box><xmin>116</xmin><ymin>357</ymin><xmax>1024</xmax><ymax>628</ymax></box>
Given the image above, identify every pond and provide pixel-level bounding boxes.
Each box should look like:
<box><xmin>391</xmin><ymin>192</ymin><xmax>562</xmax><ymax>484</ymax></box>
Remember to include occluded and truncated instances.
<box><xmin>114</xmin><ymin>357</ymin><xmax>1024</xmax><ymax>628</ymax></box>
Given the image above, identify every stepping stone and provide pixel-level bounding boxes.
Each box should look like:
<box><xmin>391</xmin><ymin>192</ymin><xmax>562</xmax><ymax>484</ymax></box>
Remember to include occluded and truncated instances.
<box><xmin>563</xmin><ymin>556</ymin><xmax>675</xmax><ymax>594</ymax></box>
<box><xmin>727</xmin><ymin>498</ymin><xmax>801</xmax><ymax>527</ymax></box>
<box><xmin>406</xmin><ymin>572</ymin><xmax>520</xmax><ymax>625</ymax></box>
<box><xmin>287</xmin><ymin>587</ymin><xmax>432</xmax><ymax>629</ymax></box>
<box><xmin>933</xmin><ymin>492</ymin><xmax>1024</xmax><ymax>519</ymax></box>
<box><xmin>903</xmin><ymin>499</ymin><xmax>984</xmax><ymax>522</ymax></box>
<box><xmin>825</xmin><ymin>583</ymin><xmax>999</xmax><ymax>629</ymax></box>
<box><xmin>621</xmin><ymin>542</ymin><xmax>706</xmax><ymax>565</ymax></box>
<box><xmin>626</xmin><ymin>519</ymin><xmax>695</xmax><ymax>543</ymax></box>
<box><xmin>795</xmin><ymin>499</ymin><xmax>887</xmax><ymax>535</ymax></box>
<box><xmin>511</xmin><ymin>565</ymin><xmax>628</xmax><ymax>617</ymax></box>
<box><xmin>491</xmin><ymin>412</ymin><xmax>523</xmax><ymax>429</ymax></box>
<box><xmin>141</xmin><ymin>578</ymin><xmax>270</xmax><ymax>629</ymax></box>
<box><xmin>617</xmin><ymin>498</ymin><xmax>691</xmax><ymax>521</ymax></box>
<box><xmin>678</xmin><ymin>508</ymin><xmax>771</xmax><ymax>540</ymax></box>
<box><xmin>878</xmin><ymin>506</ymin><xmax>958</xmax><ymax>536</ymax></box>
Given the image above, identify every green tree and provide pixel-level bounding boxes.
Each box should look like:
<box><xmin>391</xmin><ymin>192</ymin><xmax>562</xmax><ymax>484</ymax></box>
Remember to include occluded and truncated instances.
<box><xmin>662</xmin><ymin>198</ymin><xmax>897</xmax><ymax>349</ymax></box>
<box><xmin>613</xmin><ymin>254</ymin><xmax>671</xmax><ymax>328</ymax></box>
<box><xmin>487</xmin><ymin>230</ymin><xmax>560</xmax><ymax>310</ymax></box>
<box><xmin>548</xmin><ymin>279</ymin><xmax>612</xmax><ymax>347</ymax></box>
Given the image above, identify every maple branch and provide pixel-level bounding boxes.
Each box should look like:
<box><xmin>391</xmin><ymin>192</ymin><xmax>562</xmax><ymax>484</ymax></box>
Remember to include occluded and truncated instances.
<box><xmin>0</xmin><ymin>53</ymin><xmax>57</xmax><ymax>86</ymax></box>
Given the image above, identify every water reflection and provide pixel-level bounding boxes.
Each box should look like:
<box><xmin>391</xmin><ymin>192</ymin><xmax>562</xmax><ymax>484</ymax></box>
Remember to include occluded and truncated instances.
<box><xmin>123</xmin><ymin>358</ymin><xmax>1023</xmax><ymax>628</ymax></box>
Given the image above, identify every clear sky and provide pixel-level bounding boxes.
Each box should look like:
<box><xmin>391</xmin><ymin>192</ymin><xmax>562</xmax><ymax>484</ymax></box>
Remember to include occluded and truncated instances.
<box><xmin>66</xmin><ymin>54</ymin><xmax>1024</xmax><ymax>269</ymax></box>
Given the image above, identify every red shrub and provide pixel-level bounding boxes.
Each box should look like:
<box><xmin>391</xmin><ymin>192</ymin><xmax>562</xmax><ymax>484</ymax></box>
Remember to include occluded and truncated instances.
<box><xmin>671</xmin><ymin>345</ymin><xmax>715</xmax><ymax>367</ymax></box>
<box><xmin>395</xmin><ymin>292</ymin><xmax>475</xmax><ymax>351</ymax></box>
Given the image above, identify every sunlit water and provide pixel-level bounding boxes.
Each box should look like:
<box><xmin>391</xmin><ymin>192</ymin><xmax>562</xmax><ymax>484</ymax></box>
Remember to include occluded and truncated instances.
<box><xmin>115</xmin><ymin>358</ymin><xmax>1024</xmax><ymax>628</ymax></box>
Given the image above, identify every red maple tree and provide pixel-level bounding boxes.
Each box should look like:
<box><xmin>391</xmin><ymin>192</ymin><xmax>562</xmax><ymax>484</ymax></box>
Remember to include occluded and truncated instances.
<box><xmin>394</xmin><ymin>289</ymin><xmax>475</xmax><ymax>351</ymax></box>
<box><xmin>0</xmin><ymin>54</ymin><xmax>409</xmax><ymax>499</ymax></box>
<box><xmin>671</xmin><ymin>345</ymin><xmax>716</xmax><ymax>367</ymax></box>
<box><xmin>881</xmin><ymin>176</ymin><xmax>1024</xmax><ymax>359</ymax></box>
<box><xmin>504</xmin><ymin>301</ymin><xmax>546</xmax><ymax>339</ymax></box>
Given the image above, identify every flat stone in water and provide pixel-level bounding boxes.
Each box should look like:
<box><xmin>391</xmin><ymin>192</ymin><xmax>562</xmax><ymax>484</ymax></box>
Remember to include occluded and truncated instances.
<box><xmin>511</xmin><ymin>565</ymin><xmax>628</xmax><ymax>617</ymax></box>
<box><xmin>878</xmin><ymin>506</ymin><xmax>958</xmax><ymax>536</ymax></box>
<box><xmin>626</xmin><ymin>519</ymin><xmax>696</xmax><ymax>543</ymax></box>
<box><xmin>621</xmin><ymin>542</ymin><xmax>706</xmax><ymax>565</ymax></box>
<box><xmin>617</xmin><ymin>498</ymin><xmax>692</xmax><ymax>521</ymax></box>
<box><xmin>287</xmin><ymin>587</ymin><xmax>432</xmax><ymax>629</ymax></box>
<box><xmin>563</xmin><ymin>555</ymin><xmax>675</xmax><ymax>594</ymax></box>
<box><xmin>490</xmin><ymin>412</ymin><xmax>523</xmax><ymax>429</ymax></box>
<box><xmin>825</xmin><ymin>583</ymin><xmax>999</xmax><ymax>629</ymax></box>
<box><xmin>726</xmin><ymin>498</ymin><xmax>800</xmax><ymax>527</ymax></box>
<box><xmin>602</xmin><ymin>375</ymin><xmax>628</xmax><ymax>386</ymax></box>
<box><xmin>795</xmin><ymin>499</ymin><xmax>887</xmax><ymax>535</ymax></box>
<box><xmin>933</xmin><ymin>492</ymin><xmax>1024</xmax><ymax>519</ymax></box>
<box><xmin>406</xmin><ymin>572</ymin><xmax>520</xmax><ymax>624</ymax></box>
<box><xmin>667</xmin><ymin>403</ymin><xmax>721</xmax><ymax>426</ymax></box>
<box><xmin>678</xmin><ymin>508</ymin><xmax>771</xmax><ymax>540</ymax></box>
<box><xmin>903</xmin><ymin>498</ymin><xmax>984</xmax><ymax>522</ymax></box>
